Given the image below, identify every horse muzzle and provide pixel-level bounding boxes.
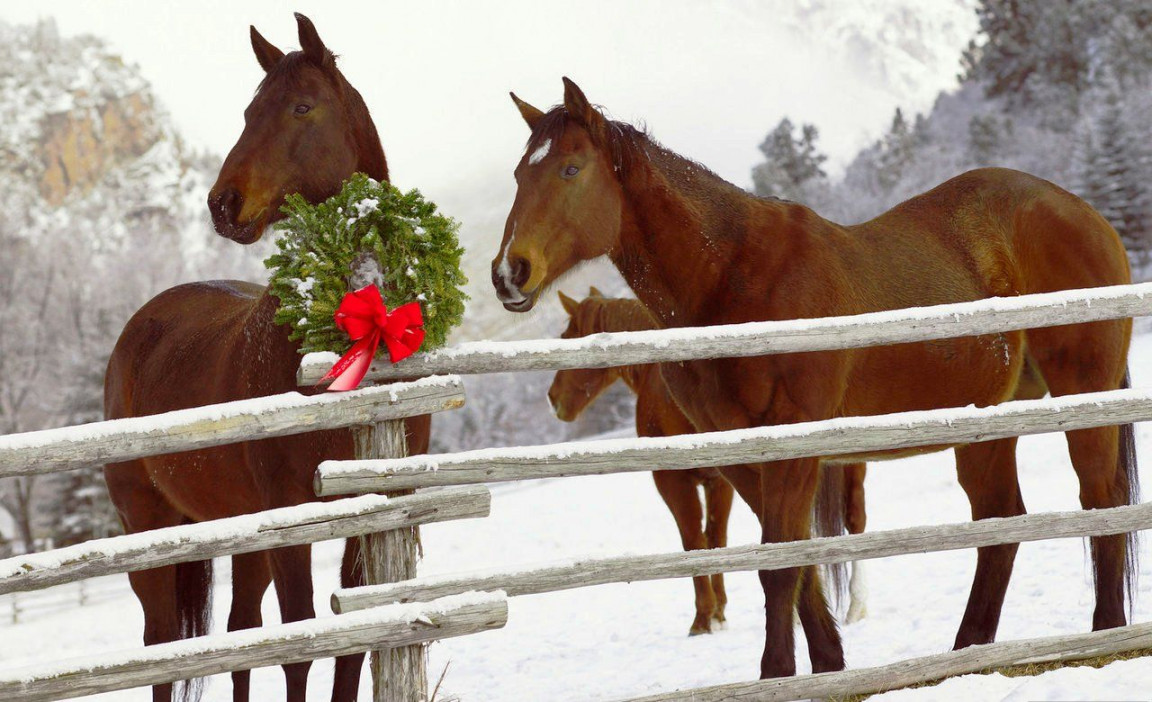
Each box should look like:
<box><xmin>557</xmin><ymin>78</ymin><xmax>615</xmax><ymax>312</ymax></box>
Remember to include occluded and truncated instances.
<box><xmin>491</xmin><ymin>255</ymin><xmax>538</xmax><ymax>312</ymax></box>
<box><xmin>208</xmin><ymin>187</ymin><xmax>266</xmax><ymax>244</ymax></box>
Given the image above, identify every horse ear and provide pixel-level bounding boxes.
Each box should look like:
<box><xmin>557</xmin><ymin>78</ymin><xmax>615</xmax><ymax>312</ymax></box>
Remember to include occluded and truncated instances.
<box><xmin>510</xmin><ymin>92</ymin><xmax>545</xmax><ymax>130</ymax></box>
<box><xmin>562</xmin><ymin>77</ymin><xmax>602</xmax><ymax>130</ymax></box>
<box><xmin>589</xmin><ymin>286</ymin><xmax>603</xmax><ymax>297</ymax></box>
<box><xmin>295</xmin><ymin>12</ymin><xmax>333</xmax><ymax>67</ymax></box>
<box><xmin>250</xmin><ymin>26</ymin><xmax>285</xmax><ymax>73</ymax></box>
<box><xmin>558</xmin><ymin>291</ymin><xmax>579</xmax><ymax>315</ymax></box>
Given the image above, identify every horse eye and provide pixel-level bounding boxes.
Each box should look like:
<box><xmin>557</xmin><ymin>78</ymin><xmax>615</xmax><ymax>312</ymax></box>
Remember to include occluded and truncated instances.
<box><xmin>295</xmin><ymin>104</ymin><xmax>312</xmax><ymax>115</ymax></box>
<box><xmin>563</xmin><ymin>165</ymin><xmax>580</xmax><ymax>178</ymax></box>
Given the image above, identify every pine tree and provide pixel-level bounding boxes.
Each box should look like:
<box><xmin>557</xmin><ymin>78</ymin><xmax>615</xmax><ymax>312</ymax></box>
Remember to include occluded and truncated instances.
<box><xmin>751</xmin><ymin>118</ymin><xmax>828</xmax><ymax>201</ymax></box>
<box><xmin>1076</xmin><ymin>77</ymin><xmax>1152</xmax><ymax>266</ymax></box>
<box><xmin>875</xmin><ymin>108</ymin><xmax>917</xmax><ymax>192</ymax></box>
<box><xmin>962</xmin><ymin>0</ymin><xmax>1090</xmax><ymax>107</ymax></box>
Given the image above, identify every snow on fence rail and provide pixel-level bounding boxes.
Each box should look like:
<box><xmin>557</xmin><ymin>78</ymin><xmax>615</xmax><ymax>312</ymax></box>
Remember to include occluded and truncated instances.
<box><xmin>621</xmin><ymin>620</ymin><xmax>1152</xmax><ymax>702</ymax></box>
<box><xmin>316</xmin><ymin>387</ymin><xmax>1152</xmax><ymax>494</ymax></box>
<box><xmin>0</xmin><ymin>376</ymin><xmax>464</xmax><ymax>478</ymax></box>
<box><xmin>0</xmin><ymin>591</ymin><xmax>508</xmax><ymax>702</ymax></box>
<box><xmin>298</xmin><ymin>282</ymin><xmax>1152</xmax><ymax>384</ymax></box>
<box><xmin>0</xmin><ymin>486</ymin><xmax>490</xmax><ymax>595</ymax></box>
<box><xmin>332</xmin><ymin>500</ymin><xmax>1152</xmax><ymax>612</ymax></box>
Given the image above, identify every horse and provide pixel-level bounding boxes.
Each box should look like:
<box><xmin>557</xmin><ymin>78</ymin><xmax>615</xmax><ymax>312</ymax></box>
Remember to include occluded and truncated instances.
<box><xmin>492</xmin><ymin>78</ymin><xmax>1138</xmax><ymax>679</ymax></box>
<box><xmin>103</xmin><ymin>15</ymin><xmax>428</xmax><ymax>701</ymax></box>
<box><xmin>547</xmin><ymin>289</ymin><xmax>871</xmax><ymax>634</ymax></box>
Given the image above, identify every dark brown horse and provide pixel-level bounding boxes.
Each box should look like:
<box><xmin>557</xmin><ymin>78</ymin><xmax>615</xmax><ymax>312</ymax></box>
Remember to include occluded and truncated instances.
<box><xmin>493</xmin><ymin>79</ymin><xmax>1138</xmax><ymax>679</ymax></box>
<box><xmin>103</xmin><ymin>15</ymin><xmax>427</xmax><ymax>701</ymax></box>
<box><xmin>547</xmin><ymin>289</ymin><xmax>871</xmax><ymax>634</ymax></box>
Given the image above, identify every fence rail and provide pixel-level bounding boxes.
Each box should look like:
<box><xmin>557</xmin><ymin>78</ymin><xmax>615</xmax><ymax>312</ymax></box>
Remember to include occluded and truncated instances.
<box><xmin>0</xmin><ymin>487</ymin><xmax>490</xmax><ymax>595</ymax></box>
<box><xmin>0</xmin><ymin>376</ymin><xmax>464</xmax><ymax>477</ymax></box>
<box><xmin>317</xmin><ymin>387</ymin><xmax>1152</xmax><ymax>494</ymax></box>
<box><xmin>0</xmin><ymin>591</ymin><xmax>508</xmax><ymax>702</ymax></box>
<box><xmin>333</xmin><ymin>500</ymin><xmax>1152</xmax><ymax>612</ymax></box>
<box><xmin>622</xmin><ymin>620</ymin><xmax>1152</xmax><ymax>701</ymax></box>
<box><xmin>299</xmin><ymin>282</ymin><xmax>1152</xmax><ymax>384</ymax></box>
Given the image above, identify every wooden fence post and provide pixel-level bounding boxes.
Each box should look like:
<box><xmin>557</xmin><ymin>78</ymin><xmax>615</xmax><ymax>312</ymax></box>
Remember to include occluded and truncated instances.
<box><xmin>353</xmin><ymin>419</ymin><xmax>426</xmax><ymax>702</ymax></box>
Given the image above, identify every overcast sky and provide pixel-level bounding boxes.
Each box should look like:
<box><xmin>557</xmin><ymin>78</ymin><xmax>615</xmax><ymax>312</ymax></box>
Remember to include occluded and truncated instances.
<box><xmin>0</xmin><ymin>1</ymin><xmax>976</xmax><ymax>195</ymax></box>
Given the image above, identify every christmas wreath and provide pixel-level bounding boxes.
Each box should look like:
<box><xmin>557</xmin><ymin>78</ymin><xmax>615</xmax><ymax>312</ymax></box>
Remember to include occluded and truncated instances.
<box><xmin>266</xmin><ymin>174</ymin><xmax>467</xmax><ymax>388</ymax></box>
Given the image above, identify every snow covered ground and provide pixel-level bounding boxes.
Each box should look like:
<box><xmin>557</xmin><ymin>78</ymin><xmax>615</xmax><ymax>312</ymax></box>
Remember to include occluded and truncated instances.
<box><xmin>6</xmin><ymin>337</ymin><xmax>1152</xmax><ymax>700</ymax></box>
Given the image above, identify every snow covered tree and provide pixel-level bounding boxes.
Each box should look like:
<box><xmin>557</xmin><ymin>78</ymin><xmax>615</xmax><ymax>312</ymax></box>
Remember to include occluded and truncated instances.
<box><xmin>1075</xmin><ymin>77</ymin><xmax>1152</xmax><ymax>267</ymax></box>
<box><xmin>961</xmin><ymin>0</ymin><xmax>1090</xmax><ymax>108</ymax></box>
<box><xmin>751</xmin><ymin>118</ymin><xmax>828</xmax><ymax>201</ymax></box>
<box><xmin>873</xmin><ymin>108</ymin><xmax>921</xmax><ymax>193</ymax></box>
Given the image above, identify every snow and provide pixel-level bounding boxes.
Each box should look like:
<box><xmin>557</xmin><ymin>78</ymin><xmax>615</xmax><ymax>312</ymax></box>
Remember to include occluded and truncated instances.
<box><xmin>5</xmin><ymin>342</ymin><xmax>1152</xmax><ymax>700</ymax></box>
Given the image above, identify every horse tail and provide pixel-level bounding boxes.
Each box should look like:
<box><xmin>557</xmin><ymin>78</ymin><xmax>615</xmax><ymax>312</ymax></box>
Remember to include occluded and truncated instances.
<box><xmin>813</xmin><ymin>463</ymin><xmax>848</xmax><ymax>609</ymax></box>
<box><xmin>1119</xmin><ymin>368</ymin><xmax>1140</xmax><ymax>619</ymax></box>
<box><xmin>174</xmin><ymin>557</ymin><xmax>214</xmax><ymax>702</ymax></box>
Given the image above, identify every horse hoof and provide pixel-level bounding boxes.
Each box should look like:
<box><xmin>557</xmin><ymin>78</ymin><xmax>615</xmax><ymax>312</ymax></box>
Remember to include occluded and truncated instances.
<box><xmin>689</xmin><ymin>620</ymin><xmax>712</xmax><ymax>636</ymax></box>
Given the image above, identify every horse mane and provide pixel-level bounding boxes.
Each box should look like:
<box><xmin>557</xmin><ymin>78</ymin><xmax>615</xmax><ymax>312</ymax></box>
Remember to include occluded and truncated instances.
<box><xmin>257</xmin><ymin>51</ymin><xmax>388</xmax><ymax>181</ymax></box>
<box><xmin>585</xmin><ymin>296</ymin><xmax>659</xmax><ymax>334</ymax></box>
<box><xmin>529</xmin><ymin>105</ymin><xmax>763</xmax><ymax>198</ymax></box>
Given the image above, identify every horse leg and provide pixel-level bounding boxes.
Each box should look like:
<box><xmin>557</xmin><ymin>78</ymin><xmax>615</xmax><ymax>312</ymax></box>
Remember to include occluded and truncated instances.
<box><xmin>1026</xmin><ymin>326</ymin><xmax>1133</xmax><ymax>631</ymax></box>
<box><xmin>1064</xmin><ymin>424</ymin><xmax>1131</xmax><ymax>629</ymax></box>
<box><xmin>759</xmin><ymin>457</ymin><xmax>844</xmax><ymax>677</ymax></box>
<box><xmin>268</xmin><ymin>544</ymin><xmax>316</xmax><ymax>702</ymax></box>
<box><xmin>704</xmin><ymin>473</ymin><xmax>735</xmax><ymax>625</ymax></box>
<box><xmin>332</xmin><ymin>538</ymin><xmax>367</xmax><ymax>702</ymax></box>
<box><xmin>228</xmin><ymin>551</ymin><xmax>273</xmax><ymax>702</ymax></box>
<box><xmin>844</xmin><ymin>463</ymin><xmax>868</xmax><ymax>624</ymax></box>
<box><xmin>953</xmin><ymin>437</ymin><xmax>1025</xmax><ymax>649</ymax></box>
<box><xmin>718</xmin><ymin>465</ymin><xmax>763</xmax><ymax>521</ymax></box>
<box><xmin>652</xmin><ymin>470</ymin><xmax>716</xmax><ymax>635</ymax></box>
<box><xmin>106</xmin><ymin>460</ymin><xmax>190</xmax><ymax>702</ymax></box>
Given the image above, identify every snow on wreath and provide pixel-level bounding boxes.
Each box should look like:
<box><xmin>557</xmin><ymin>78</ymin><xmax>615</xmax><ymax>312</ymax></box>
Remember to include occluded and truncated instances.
<box><xmin>266</xmin><ymin>174</ymin><xmax>467</xmax><ymax>388</ymax></box>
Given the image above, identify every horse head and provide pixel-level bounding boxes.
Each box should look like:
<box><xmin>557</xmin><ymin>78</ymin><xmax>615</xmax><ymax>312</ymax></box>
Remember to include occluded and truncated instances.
<box><xmin>208</xmin><ymin>13</ymin><xmax>386</xmax><ymax>244</ymax></box>
<box><xmin>493</xmin><ymin>78</ymin><xmax>627</xmax><ymax>311</ymax></box>
<box><xmin>546</xmin><ymin>288</ymin><xmax>621</xmax><ymax>421</ymax></box>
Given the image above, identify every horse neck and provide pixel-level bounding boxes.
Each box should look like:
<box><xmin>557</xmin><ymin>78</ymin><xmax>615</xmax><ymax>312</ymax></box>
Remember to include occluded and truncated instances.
<box><xmin>611</xmin><ymin>135</ymin><xmax>799</xmax><ymax>327</ymax></box>
<box><xmin>343</xmin><ymin>81</ymin><xmax>388</xmax><ymax>181</ymax></box>
<box><xmin>586</xmin><ymin>298</ymin><xmax>658</xmax><ymax>393</ymax></box>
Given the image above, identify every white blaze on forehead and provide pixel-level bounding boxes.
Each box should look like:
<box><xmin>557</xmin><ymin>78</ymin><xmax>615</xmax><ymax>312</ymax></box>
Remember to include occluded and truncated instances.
<box><xmin>528</xmin><ymin>138</ymin><xmax>552</xmax><ymax>166</ymax></box>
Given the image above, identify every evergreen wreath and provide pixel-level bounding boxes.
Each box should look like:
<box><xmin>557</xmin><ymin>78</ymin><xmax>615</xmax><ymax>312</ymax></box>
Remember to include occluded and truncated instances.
<box><xmin>265</xmin><ymin>173</ymin><xmax>468</xmax><ymax>355</ymax></box>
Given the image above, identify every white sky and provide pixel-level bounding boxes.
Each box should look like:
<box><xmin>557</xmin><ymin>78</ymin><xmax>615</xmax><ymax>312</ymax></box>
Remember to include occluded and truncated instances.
<box><xmin>0</xmin><ymin>1</ymin><xmax>975</xmax><ymax>194</ymax></box>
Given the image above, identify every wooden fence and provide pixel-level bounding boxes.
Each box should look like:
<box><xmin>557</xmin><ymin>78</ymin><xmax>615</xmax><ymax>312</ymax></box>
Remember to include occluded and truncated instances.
<box><xmin>311</xmin><ymin>282</ymin><xmax>1152</xmax><ymax>701</ymax></box>
<box><xmin>4</xmin><ymin>282</ymin><xmax>1152</xmax><ymax>701</ymax></box>
<box><xmin>0</xmin><ymin>374</ymin><xmax>489</xmax><ymax>701</ymax></box>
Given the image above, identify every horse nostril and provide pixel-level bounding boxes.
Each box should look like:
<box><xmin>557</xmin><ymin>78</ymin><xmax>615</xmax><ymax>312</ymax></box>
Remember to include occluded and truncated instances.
<box><xmin>208</xmin><ymin>188</ymin><xmax>242</xmax><ymax>226</ymax></box>
<box><xmin>510</xmin><ymin>257</ymin><xmax>531</xmax><ymax>289</ymax></box>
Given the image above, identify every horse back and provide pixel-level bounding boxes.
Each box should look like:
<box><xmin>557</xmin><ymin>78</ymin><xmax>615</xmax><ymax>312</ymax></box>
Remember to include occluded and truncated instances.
<box><xmin>104</xmin><ymin>280</ymin><xmax>270</xmax><ymax>420</ymax></box>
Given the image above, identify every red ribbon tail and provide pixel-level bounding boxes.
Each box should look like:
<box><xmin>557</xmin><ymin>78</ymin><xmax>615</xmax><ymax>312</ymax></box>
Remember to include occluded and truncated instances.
<box><xmin>319</xmin><ymin>332</ymin><xmax>380</xmax><ymax>391</ymax></box>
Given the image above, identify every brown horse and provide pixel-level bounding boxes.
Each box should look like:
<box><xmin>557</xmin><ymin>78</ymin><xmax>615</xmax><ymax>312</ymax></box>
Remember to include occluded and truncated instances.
<box><xmin>103</xmin><ymin>15</ymin><xmax>428</xmax><ymax>702</ymax></box>
<box><xmin>547</xmin><ymin>289</ymin><xmax>871</xmax><ymax>634</ymax></box>
<box><xmin>493</xmin><ymin>79</ymin><xmax>1138</xmax><ymax>679</ymax></box>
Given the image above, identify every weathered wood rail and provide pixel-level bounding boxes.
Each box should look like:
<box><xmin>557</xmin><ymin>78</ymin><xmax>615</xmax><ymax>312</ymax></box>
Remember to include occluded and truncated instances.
<box><xmin>0</xmin><ymin>592</ymin><xmax>508</xmax><ymax>702</ymax></box>
<box><xmin>621</xmin><ymin>620</ymin><xmax>1152</xmax><ymax>701</ymax></box>
<box><xmin>299</xmin><ymin>282</ymin><xmax>1152</xmax><ymax>384</ymax></box>
<box><xmin>0</xmin><ymin>376</ymin><xmax>464</xmax><ymax>477</ymax></box>
<box><xmin>0</xmin><ymin>487</ymin><xmax>490</xmax><ymax>595</ymax></box>
<box><xmin>316</xmin><ymin>387</ymin><xmax>1152</xmax><ymax>494</ymax></box>
<box><xmin>333</xmin><ymin>500</ymin><xmax>1152</xmax><ymax>612</ymax></box>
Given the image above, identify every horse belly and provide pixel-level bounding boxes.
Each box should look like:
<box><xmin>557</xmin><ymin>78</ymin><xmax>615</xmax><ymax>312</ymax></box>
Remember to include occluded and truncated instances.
<box><xmin>843</xmin><ymin>330</ymin><xmax>1024</xmax><ymax>419</ymax></box>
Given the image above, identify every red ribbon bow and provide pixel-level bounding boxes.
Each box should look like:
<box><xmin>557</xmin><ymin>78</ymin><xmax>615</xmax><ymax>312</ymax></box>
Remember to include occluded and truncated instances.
<box><xmin>320</xmin><ymin>285</ymin><xmax>425</xmax><ymax>391</ymax></box>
